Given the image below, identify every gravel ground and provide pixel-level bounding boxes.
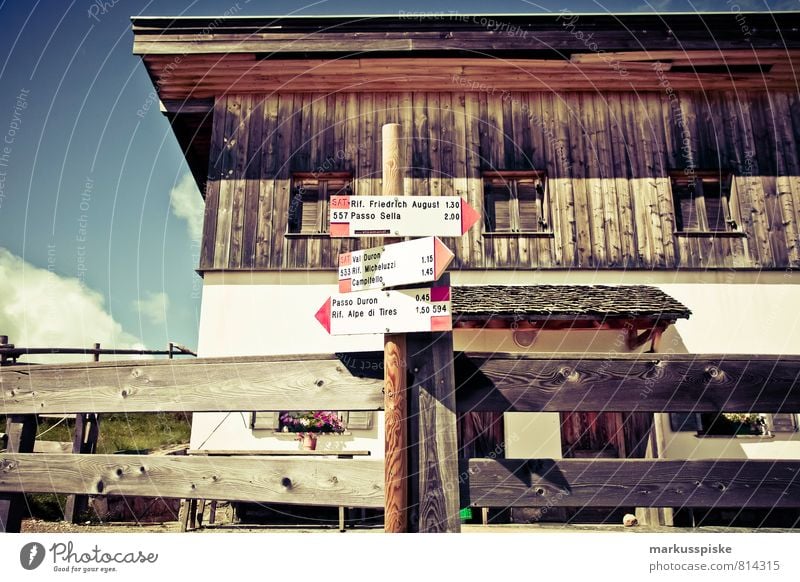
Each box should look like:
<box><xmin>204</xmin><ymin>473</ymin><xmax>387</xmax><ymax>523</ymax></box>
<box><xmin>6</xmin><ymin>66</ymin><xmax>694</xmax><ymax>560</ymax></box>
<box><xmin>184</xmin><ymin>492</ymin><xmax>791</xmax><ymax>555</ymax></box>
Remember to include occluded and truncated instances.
<box><xmin>23</xmin><ymin>519</ymin><xmax>791</xmax><ymax>534</ymax></box>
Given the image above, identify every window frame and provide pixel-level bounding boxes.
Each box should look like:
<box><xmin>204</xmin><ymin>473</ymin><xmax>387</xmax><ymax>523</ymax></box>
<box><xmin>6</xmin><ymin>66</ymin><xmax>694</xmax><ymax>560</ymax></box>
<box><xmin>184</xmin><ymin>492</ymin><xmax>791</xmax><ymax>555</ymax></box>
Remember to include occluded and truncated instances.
<box><xmin>286</xmin><ymin>172</ymin><xmax>353</xmax><ymax>236</ymax></box>
<box><xmin>482</xmin><ymin>170</ymin><xmax>551</xmax><ymax>235</ymax></box>
<box><xmin>670</xmin><ymin>171</ymin><xmax>739</xmax><ymax>234</ymax></box>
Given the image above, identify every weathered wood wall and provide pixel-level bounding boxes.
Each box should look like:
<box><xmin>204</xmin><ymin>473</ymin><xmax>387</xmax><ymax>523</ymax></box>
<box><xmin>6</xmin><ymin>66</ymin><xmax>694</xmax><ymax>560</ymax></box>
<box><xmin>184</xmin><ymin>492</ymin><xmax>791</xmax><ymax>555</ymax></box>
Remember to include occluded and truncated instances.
<box><xmin>200</xmin><ymin>91</ymin><xmax>800</xmax><ymax>271</ymax></box>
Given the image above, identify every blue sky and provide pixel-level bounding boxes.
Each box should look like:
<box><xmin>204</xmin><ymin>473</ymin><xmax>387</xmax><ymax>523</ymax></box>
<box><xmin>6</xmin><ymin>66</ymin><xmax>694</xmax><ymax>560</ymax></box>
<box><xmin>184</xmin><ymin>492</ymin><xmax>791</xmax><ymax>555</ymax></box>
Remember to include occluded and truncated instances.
<box><xmin>0</xmin><ymin>0</ymin><xmax>793</xmax><ymax>357</ymax></box>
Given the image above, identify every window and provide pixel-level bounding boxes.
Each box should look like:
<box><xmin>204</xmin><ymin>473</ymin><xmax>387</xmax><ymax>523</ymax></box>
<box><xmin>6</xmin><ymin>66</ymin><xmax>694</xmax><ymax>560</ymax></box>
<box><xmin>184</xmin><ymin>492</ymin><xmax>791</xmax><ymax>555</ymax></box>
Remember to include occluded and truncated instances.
<box><xmin>671</xmin><ymin>172</ymin><xmax>737</xmax><ymax>233</ymax></box>
<box><xmin>483</xmin><ymin>172</ymin><xmax>549</xmax><ymax>233</ymax></box>
<box><xmin>287</xmin><ymin>173</ymin><xmax>352</xmax><ymax>234</ymax></box>
<box><xmin>670</xmin><ymin>413</ymin><xmax>797</xmax><ymax>436</ymax></box>
<box><xmin>251</xmin><ymin>411</ymin><xmax>374</xmax><ymax>431</ymax></box>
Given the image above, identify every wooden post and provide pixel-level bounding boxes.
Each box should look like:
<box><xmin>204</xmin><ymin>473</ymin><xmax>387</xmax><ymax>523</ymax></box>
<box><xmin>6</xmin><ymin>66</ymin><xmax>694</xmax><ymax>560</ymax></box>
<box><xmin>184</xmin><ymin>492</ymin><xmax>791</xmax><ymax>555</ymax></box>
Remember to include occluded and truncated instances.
<box><xmin>384</xmin><ymin>334</ymin><xmax>407</xmax><ymax>532</ymax></box>
<box><xmin>65</xmin><ymin>343</ymin><xmax>102</xmax><ymax>523</ymax></box>
<box><xmin>406</xmin><ymin>298</ymin><xmax>461</xmax><ymax>533</ymax></box>
<box><xmin>382</xmin><ymin>122</ymin><xmax>409</xmax><ymax>533</ymax></box>
<box><xmin>0</xmin><ymin>335</ymin><xmax>10</xmax><ymax>366</ymax></box>
<box><xmin>0</xmin><ymin>415</ymin><xmax>37</xmax><ymax>532</ymax></box>
<box><xmin>63</xmin><ymin>413</ymin><xmax>100</xmax><ymax>523</ymax></box>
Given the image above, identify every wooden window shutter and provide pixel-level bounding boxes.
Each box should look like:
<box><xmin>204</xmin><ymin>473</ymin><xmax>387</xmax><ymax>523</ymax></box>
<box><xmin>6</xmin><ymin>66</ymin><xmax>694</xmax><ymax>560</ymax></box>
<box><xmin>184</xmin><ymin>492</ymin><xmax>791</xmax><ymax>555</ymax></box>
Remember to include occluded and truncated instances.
<box><xmin>703</xmin><ymin>180</ymin><xmax>727</xmax><ymax>231</ymax></box>
<box><xmin>672</xmin><ymin>181</ymin><xmax>699</xmax><ymax>231</ymax></box>
<box><xmin>299</xmin><ymin>182</ymin><xmax>321</xmax><ymax>233</ymax></box>
<box><xmin>769</xmin><ymin>413</ymin><xmax>798</xmax><ymax>433</ymax></box>
<box><xmin>251</xmin><ymin>412</ymin><xmax>280</xmax><ymax>430</ymax></box>
<box><xmin>485</xmin><ymin>181</ymin><xmax>512</xmax><ymax>232</ymax></box>
<box><xmin>345</xmin><ymin>411</ymin><xmax>373</xmax><ymax>430</ymax></box>
<box><xmin>516</xmin><ymin>180</ymin><xmax>541</xmax><ymax>232</ymax></box>
<box><xmin>669</xmin><ymin>412</ymin><xmax>703</xmax><ymax>432</ymax></box>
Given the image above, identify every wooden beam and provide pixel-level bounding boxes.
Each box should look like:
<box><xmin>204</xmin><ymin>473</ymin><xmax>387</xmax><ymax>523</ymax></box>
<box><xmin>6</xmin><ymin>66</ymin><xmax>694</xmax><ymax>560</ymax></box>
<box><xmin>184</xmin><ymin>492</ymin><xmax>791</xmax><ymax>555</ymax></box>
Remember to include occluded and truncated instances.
<box><xmin>0</xmin><ymin>354</ymin><xmax>384</xmax><ymax>414</ymax></box>
<box><xmin>461</xmin><ymin>459</ymin><xmax>800</xmax><ymax>509</ymax></box>
<box><xmin>455</xmin><ymin>353</ymin><xmax>800</xmax><ymax>413</ymax></box>
<box><xmin>160</xmin><ymin>98</ymin><xmax>214</xmax><ymax>114</ymax></box>
<box><xmin>0</xmin><ymin>454</ymin><xmax>385</xmax><ymax>508</ymax></box>
<box><xmin>382</xmin><ymin>122</ymin><xmax>409</xmax><ymax>534</ymax></box>
<box><xmin>0</xmin><ymin>415</ymin><xmax>36</xmax><ymax>532</ymax></box>
<box><xmin>384</xmin><ymin>334</ymin><xmax>407</xmax><ymax>533</ymax></box>
<box><xmin>407</xmin><ymin>325</ymin><xmax>461</xmax><ymax>533</ymax></box>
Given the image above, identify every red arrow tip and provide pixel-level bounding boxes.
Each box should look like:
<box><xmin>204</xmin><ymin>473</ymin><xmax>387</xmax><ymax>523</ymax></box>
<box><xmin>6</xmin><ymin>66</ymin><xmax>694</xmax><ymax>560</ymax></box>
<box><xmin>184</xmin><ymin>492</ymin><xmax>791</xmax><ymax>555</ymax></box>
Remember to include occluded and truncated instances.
<box><xmin>433</xmin><ymin>237</ymin><xmax>455</xmax><ymax>278</ymax></box>
<box><xmin>460</xmin><ymin>198</ymin><xmax>481</xmax><ymax>234</ymax></box>
<box><xmin>315</xmin><ymin>297</ymin><xmax>332</xmax><ymax>333</ymax></box>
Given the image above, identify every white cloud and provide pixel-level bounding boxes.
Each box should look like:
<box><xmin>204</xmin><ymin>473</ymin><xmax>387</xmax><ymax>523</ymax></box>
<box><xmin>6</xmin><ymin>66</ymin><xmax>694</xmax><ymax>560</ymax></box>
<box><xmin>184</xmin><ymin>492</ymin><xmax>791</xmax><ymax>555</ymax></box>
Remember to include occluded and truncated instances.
<box><xmin>0</xmin><ymin>248</ymin><xmax>143</xmax><ymax>363</ymax></box>
<box><xmin>133</xmin><ymin>291</ymin><xmax>170</xmax><ymax>325</ymax></box>
<box><xmin>169</xmin><ymin>172</ymin><xmax>204</xmax><ymax>242</ymax></box>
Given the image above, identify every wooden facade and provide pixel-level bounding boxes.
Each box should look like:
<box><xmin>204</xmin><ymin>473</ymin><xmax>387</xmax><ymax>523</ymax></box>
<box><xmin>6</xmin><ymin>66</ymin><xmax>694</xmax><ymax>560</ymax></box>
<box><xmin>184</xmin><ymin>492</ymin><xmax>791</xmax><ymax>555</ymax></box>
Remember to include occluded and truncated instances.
<box><xmin>199</xmin><ymin>90</ymin><xmax>800</xmax><ymax>271</ymax></box>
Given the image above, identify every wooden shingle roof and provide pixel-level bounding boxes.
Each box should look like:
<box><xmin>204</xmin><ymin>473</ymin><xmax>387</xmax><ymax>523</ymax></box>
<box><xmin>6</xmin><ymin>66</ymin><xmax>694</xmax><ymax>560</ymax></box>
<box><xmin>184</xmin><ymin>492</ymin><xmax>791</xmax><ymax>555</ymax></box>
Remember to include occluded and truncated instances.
<box><xmin>452</xmin><ymin>285</ymin><xmax>690</xmax><ymax>321</ymax></box>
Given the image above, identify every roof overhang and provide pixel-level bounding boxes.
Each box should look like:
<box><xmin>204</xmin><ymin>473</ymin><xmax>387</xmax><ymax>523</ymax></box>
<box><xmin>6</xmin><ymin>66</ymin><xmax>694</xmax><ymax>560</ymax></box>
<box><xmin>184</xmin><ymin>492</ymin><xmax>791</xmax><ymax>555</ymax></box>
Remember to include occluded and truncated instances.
<box><xmin>131</xmin><ymin>12</ymin><xmax>800</xmax><ymax>193</ymax></box>
<box><xmin>133</xmin><ymin>12</ymin><xmax>800</xmax><ymax>97</ymax></box>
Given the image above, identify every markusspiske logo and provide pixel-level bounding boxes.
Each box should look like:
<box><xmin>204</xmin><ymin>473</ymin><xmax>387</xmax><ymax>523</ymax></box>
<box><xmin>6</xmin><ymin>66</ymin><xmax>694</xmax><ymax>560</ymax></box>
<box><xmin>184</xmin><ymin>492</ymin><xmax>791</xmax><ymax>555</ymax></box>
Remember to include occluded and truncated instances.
<box><xmin>20</xmin><ymin>542</ymin><xmax>46</xmax><ymax>570</ymax></box>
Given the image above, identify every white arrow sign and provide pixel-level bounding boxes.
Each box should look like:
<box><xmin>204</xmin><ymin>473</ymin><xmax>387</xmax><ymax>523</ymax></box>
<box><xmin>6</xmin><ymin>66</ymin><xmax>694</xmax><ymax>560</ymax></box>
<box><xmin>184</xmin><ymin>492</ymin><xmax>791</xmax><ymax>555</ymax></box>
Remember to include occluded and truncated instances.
<box><xmin>338</xmin><ymin>237</ymin><xmax>454</xmax><ymax>293</ymax></box>
<box><xmin>329</xmin><ymin>195</ymin><xmax>480</xmax><ymax>237</ymax></box>
<box><xmin>315</xmin><ymin>286</ymin><xmax>452</xmax><ymax>335</ymax></box>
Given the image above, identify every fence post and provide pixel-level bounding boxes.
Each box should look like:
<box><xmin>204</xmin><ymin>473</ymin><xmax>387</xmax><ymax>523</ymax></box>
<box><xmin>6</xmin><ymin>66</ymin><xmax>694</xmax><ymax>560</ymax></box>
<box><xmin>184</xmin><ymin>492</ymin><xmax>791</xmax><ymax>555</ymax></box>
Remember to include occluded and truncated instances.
<box><xmin>382</xmin><ymin>123</ymin><xmax>409</xmax><ymax>533</ymax></box>
<box><xmin>0</xmin><ymin>335</ymin><xmax>11</xmax><ymax>366</ymax></box>
<box><xmin>406</xmin><ymin>278</ymin><xmax>461</xmax><ymax>533</ymax></box>
<box><xmin>64</xmin><ymin>343</ymin><xmax>101</xmax><ymax>523</ymax></box>
<box><xmin>0</xmin><ymin>415</ymin><xmax>37</xmax><ymax>532</ymax></box>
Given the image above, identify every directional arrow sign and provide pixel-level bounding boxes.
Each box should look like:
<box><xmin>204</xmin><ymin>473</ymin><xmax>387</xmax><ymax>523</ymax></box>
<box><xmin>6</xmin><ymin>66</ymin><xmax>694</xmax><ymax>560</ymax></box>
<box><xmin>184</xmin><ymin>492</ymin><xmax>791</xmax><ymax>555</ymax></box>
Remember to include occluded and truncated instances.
<box><xmin>329</xmin><ymin>195</ymin><xmax>480</xmax><ymax>237</ymax></box>
<box><xmin>338</xmin><ymin>237</ymin><xmax>454</xmax><ymax>293</ymax></box>
<box><xmin>315</xmin><ymin>286</ymin><xmax>452</xmax><ymax>335</ymax></box>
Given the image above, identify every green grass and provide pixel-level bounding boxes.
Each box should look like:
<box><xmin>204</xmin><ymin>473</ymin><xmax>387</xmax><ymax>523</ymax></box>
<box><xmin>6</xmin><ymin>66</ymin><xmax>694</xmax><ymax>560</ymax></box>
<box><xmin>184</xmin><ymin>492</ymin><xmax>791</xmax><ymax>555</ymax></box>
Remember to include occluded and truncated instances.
<box><xmin>2</xmin><ymin>413</ymin><xmax>192</xmax><ymax>453</ymax></box>
<box><xmin>2</xmin><ymin>413</ymin><xmax>192</xmax><ymax>520</ymax></box>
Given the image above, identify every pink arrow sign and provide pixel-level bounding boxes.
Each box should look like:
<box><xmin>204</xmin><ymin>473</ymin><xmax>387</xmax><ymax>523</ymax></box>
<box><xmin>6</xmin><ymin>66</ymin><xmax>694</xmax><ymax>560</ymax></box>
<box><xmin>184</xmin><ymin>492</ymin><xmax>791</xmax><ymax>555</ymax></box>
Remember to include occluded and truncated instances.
<box><xmin>329</xmin><ymin>196</ymin><xmax>480</xmax><ymax>237</ymax></box>
<box><xmin>338</xmin><ymin>236</ymin><xmax>454</xmax><ymax>293</ymax></box>
<box><xmin>315</xmin><ymin>286</ymin><xmax>452</xmax><ymax>335</ymax></box>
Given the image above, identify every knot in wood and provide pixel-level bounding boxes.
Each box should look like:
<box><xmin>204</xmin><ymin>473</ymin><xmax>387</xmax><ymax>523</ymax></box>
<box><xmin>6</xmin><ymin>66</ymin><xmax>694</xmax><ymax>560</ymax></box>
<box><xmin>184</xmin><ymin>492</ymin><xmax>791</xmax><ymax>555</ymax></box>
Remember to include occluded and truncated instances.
<box><xmin>315</xmin><ymin>379</ymin><xmax>324</xmax><ymax>387</ymax></box>
<box><xmin>704</xmin><ymin>366</ymin><xmax>724</xmax><ymax>381</ymax></box>
<box><xmin>130</xmin><ymin>369</ymin><xmax>141</xmax><ymax>378</ymax></box>
<box><xmin>281</xmin><ymin>477</ymin><xmax>292</xmax><ymax>489</ymax></box>
<box><xmin>558</xmin><ymin>367</ymin><xmax>579</xmax><ymax>382</ymax></box>
<box><xmin>0</xmin><ymin>459</ymin><xmax>16</xmax><ymax>472</ymax></box>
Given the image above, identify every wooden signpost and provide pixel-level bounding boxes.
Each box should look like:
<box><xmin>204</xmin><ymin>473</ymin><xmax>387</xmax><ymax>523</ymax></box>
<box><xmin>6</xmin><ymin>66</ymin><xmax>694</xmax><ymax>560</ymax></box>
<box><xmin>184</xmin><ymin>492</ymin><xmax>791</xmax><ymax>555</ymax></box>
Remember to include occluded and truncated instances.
<box><xmin>329</xmin><ymin>195</ymin><xmax>480</xmax><ymax>237</ymax></box>
<box><xmin>315</xmin><ymin>286</ymin><xmax>452</xmax><ymax>335</ymax></box>
<box><xmin>316</xmin><ymin>123</ymin><xmax>474</xmax><ymax>532</ymax></box>
<box><xmin>338</xmin><ymin>237</ymin><xmax>454</xmax><ymax>293</ymax></box>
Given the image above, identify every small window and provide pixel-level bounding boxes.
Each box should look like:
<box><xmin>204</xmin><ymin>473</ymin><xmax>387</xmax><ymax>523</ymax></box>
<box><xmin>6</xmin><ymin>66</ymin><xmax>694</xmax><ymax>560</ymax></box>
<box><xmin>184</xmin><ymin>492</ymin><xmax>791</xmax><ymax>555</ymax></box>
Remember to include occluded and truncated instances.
<box><xmin>671</xmin><ymin>172</ymin><xmax>737</xmax><ymax>233</ymax></box>
<box><xmin>669</xmin><ymin>413</ymin><xmax>797</xmax><ymax>436</ymax></box>
<box><xmin>251</xmin><ymin>411</ymin><xmax>373</xmax><ymax>431</ymax></box>
<box><xmin>483</xmin><ymin>172</ymin><xmax>549</xmax><ymax>233</ymax></box>
<box><xmin>287</xmin><ymin>173</ymin><xmax>352</xmax><ymax>234</ymax></box>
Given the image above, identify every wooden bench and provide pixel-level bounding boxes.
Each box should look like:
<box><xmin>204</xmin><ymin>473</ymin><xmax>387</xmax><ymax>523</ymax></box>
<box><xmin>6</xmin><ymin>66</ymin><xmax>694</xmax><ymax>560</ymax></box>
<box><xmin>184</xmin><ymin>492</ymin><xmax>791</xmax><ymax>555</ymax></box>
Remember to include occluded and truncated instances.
<box><xmin>182</xmin><ymin>449</ymin><xmax>372</xmax><ymax>532</ymax></box>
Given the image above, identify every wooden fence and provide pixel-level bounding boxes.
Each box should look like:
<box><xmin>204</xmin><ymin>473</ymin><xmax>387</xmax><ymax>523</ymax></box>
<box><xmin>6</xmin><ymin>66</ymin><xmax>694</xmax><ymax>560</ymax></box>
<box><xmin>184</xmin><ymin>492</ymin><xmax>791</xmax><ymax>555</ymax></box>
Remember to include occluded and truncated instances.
<box><xmin>2</xmin><ymin>352</ymin><xmax>800</xmax><ymax>532</ymax></box>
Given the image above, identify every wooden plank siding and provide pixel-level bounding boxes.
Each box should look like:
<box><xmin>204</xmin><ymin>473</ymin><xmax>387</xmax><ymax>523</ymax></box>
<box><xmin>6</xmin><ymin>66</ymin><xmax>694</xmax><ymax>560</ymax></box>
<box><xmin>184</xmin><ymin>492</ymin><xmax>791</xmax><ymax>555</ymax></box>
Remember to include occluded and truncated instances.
<box><xmin>199</xmin><ymin>91</ymin><xmax>800</xmax><ymax>271</ymax></box>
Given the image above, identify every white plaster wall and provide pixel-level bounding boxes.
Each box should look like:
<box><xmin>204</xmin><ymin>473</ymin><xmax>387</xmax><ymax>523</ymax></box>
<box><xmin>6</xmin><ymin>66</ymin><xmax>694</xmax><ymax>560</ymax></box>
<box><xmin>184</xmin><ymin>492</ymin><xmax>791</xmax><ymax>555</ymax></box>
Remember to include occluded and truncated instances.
<box><xmin>654</xmin><ymin>284</ymin><xmax>800</xmax><ymax>460</ymax></box>
<box><xmin>191</xmin><ymin>272</ymin><xmax>800</xmax><ymax>462</ymax></box>
<box><xmin>191</xmin><ymin>278</ymin><xmax>384</xmax><ymax>455</ymax></box>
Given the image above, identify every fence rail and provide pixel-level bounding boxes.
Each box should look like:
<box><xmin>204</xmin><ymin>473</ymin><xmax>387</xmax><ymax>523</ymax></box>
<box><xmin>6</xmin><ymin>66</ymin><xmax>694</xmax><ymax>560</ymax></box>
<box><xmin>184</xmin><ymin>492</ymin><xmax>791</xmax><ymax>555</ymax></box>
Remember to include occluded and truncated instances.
<box><xmin>455</xmin><ymin>353</ymin><xmax>800</xmax><ymax>413</ymax></box>
<box><xmin>2</xmin><ymin>351</ymin><xmax>800</xmax><ymax>533</ymax></box>
<box><xmin>0</xmin><ymin>453</ymin><xmax>384</xmax><ymax>507</ymax></box>
<box><xmin>0</xmin><ymin>354</ymin><xmax>384</xmax><ymax>414</ymax></box>
<box><xmin>460</xmin><ymin>459</ymin><xmax>800</xmax><ymax>508</ymax></box>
